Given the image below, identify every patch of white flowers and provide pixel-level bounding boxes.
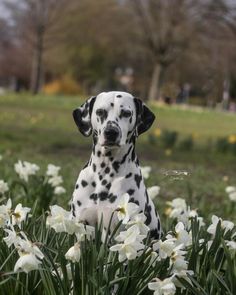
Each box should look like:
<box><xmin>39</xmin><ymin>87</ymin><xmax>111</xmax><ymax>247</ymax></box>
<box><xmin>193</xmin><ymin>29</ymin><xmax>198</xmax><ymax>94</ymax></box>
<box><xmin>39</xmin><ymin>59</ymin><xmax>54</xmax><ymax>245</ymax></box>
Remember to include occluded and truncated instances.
<box><xmin>0</xmin><ymin>199</ymin><xmax>43</xmax><ymax>273</ymax></box>
<box><xmin>225</xmin><ymin>186</ymin><xmax>236</xmax><ymax>202</ymax></box>
<box><xmin>14</xmin><ymin>160</ymin><xmax>40</xmax><ymax>182</ymax></box>
<box><xmin>46</xmin><ymin>164</ymin><xmax>66</xmax><ymax>195</ymax></box>
<box><xmin>0</xmin><ymin>179</ymin><xmax>9</xmax><ymax>195</ymax></box>
<box><xmin>165</xmin><ymin>198</ymin><xmax>205</xmax><ymax>229</ymax></box>
<box><xmin>14</xmin><ymin>160</ymin><xmax>66</xmax><ymax>195</ymax></box>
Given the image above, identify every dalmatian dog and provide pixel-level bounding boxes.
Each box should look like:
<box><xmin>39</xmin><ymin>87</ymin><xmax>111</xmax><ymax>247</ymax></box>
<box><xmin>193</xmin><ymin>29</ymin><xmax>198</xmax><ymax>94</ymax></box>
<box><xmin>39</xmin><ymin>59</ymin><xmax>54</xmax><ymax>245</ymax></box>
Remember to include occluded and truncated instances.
<box><xmin>71</xmin><ymin>91</ymin><xmax>161</xmax><ymax>239</ymax></box>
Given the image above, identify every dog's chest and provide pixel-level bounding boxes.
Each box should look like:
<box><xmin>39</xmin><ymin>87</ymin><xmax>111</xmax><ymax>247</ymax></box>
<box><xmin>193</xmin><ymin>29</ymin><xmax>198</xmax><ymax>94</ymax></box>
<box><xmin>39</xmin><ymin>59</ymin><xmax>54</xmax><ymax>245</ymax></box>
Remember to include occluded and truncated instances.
<box><xmin>72</xmin><ymin>160</ymin><xmax>145</xmax><ymax>209</ymax></box>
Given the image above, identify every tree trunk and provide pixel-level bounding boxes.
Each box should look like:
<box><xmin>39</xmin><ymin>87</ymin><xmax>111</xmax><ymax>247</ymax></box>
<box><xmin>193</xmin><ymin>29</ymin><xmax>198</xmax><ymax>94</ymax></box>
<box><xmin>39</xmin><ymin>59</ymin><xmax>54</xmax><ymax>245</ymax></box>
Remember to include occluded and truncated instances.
<box><xmin>148</xmin><ymin>62</ymin><xmax>162</xmax><ymax>101</ymax></box>
<box><xmin>30</xmin><ymin>31</ymin><xmax>44</xmax><ymax>95</ymax></box>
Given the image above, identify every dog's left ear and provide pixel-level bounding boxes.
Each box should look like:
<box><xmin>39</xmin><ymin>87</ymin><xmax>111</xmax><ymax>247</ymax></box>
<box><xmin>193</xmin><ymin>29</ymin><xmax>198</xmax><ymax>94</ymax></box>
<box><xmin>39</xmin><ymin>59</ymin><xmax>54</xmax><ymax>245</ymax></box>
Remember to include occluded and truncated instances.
<box><xmin>73</xmin><ymin>96</ymin><xmax>96</xmax><ymax>136</ymax></box>
<box><xmin>134</xmin><ymin>97</ymin><xmax>155</xmax><ymax>136</ymax></box>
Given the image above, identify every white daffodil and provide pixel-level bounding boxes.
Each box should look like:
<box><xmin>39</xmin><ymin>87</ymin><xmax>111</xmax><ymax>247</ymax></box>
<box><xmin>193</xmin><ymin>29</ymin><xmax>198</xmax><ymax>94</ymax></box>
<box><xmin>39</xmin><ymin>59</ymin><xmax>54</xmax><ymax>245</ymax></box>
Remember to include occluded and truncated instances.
<box><xmin>174</xmin><ymin>222</ymin><xmax>192</xmax><ymax>246</ymax></box>
<box><xmin>116</xmin><ymin>193</ymin><xmax>139</xmax><ymax>224</ymax></box>
<box><xmin>226</xmin><ymin>241</ymin><xmax>236</xmax><ymax>253</ymax></box>
<box><xmin>110</xmin><ymin>225</ymin><xmax>145</xmax><ymax>261</ymax></box>
<box><xmin>12</xmin><ymin>203</ymin><xmax>31</xmax><ymax>226</ymax></box>
<box><xmin>0</xmin><ymin>180</ymin><xmax>9</xmax><ymax>195</ymax></box>
<box><xmin>153</xmin><ymin>239</ymin><xmax>176</xmax><ymax>260</ymax></box>
<box><xmin>48</xmin><ymin>175</ymin><xmax>63</xmax><ymax>187</ymax></box>
<box><xmin>54</xmin><ymin>186</ymin><xmax>66</xmax><ymax>195</ymax></box>
<box><xmin>65</xmin><ymin>243</ymin><xmax>81</xmax><ymax>263</ymax></box>
<box><xmin>14</xmin><ymin>160</ymin><xmax>39</xmax><ymax>182</ymax></box>
<box><xmin>3</xmin><ymin>227</ymin><xmax>22</xmax><ymax>248</ymax></box>
<box><xmin>226</xmin><ymin>186</ymin><xmax>236</xmax><ymax>202</ymax></box>
<box><xmin>46</xmin><ymin>205</ymin><xmax>77</xmax><ymax>234</ymax></box>
<box><xmin>46</xmin><ymin>164</ymin><xmax>61</xmax><ymax>177</ymax></box>
<box><xmin>115</xmin><ymin>225</ymin><xmax>145</xmax><ymax>244</ymax></box>
<box><xmin>0</xmin><ymin>198</ymin><xmax>12</xmax><ymax>228</ymax></box>
<box><xmin>14</xmin><ymin>253</ymin><xmax>42</xmax><ymax>273</ymax></box>
<box><xmin>127</xmin><ymin>212</ymin><xmax>150</xmax><ymax>236</ymax></box>
<box><xmin>140</xmin><ymin>166</ymin><xmax>151</xmax><ymax>179</ymax></box>
<box><xmin>147</xmin><ymin>186</ymin><xmax>160</xmax><ymax>200</ymax></box>
<box><xmin>170</xmin><ymin>244</ymin><xmax>187</xmax><ymax>272</ymax></box>
<box><xmin>167</xmin><ymin>198</ymin><xmax>187</xmax><ymax>212</ymax></box>
<box><xmin>17</xmin><ymin>238</ymin><xmax>44</xmax><ymax>260</ymax></box>
<box><xmin>225</xmin><ymin>186</ymin><xmax>236</xmax><ymax>194</ymax></box>
<box><xmin>207</xmin><ymin>215</ymin><xmax>234</xmax><ymax>236</ymax></box>
<box><xmin>148</xmin><ymin>277</ymin><xmax>176</xmax><ymax>295</ymax></box>
<box><xmin>171</xmin><ymin>269</ymin><xmax>194</xmax><ymax>289</ymax></box>
<box><xmin>110</xmin><ymin>239</ymin><xmax>144</xmax><ymax>262</ymax></box>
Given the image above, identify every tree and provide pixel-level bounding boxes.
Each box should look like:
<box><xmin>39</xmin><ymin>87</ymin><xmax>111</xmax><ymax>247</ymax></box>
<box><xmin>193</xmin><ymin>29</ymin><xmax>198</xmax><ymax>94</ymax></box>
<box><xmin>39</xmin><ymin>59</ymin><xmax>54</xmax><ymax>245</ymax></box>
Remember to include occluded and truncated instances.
<box><xmin>3</xmin><ymin>0</ymin><xmax>68</xmax><ymax>94</ymax></box>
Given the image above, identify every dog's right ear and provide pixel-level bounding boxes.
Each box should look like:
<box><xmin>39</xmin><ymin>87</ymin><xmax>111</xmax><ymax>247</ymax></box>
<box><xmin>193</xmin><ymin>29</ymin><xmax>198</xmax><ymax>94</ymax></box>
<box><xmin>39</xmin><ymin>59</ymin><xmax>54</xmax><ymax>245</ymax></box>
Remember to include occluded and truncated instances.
<box><xmin>73</xmin><ymin>96</ymin><xmax>96</xmax><ymax>136</ymax></box>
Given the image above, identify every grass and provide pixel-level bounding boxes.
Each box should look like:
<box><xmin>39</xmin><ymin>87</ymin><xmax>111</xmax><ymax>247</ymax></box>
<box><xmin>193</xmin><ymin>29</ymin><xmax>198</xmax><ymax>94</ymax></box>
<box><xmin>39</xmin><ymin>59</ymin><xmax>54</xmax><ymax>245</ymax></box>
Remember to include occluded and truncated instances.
<box><xmin>0</xmin><ymin>93</ymin><xmax>236</xmax><ymax>221</ymax></box>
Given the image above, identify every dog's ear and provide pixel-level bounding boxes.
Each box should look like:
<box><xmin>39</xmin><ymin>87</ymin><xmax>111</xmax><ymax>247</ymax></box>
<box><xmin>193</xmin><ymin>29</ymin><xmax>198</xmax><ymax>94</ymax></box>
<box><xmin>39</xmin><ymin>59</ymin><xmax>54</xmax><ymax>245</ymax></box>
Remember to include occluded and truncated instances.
<box><xmin>134</xmin><ymin>97</ymin><xmax>155</xmax><ymax>136</ymax></box>
<box><xmin>73</xmin><ymin>96</ymin><xmax>96</xmax><ymax>136</ymax></box>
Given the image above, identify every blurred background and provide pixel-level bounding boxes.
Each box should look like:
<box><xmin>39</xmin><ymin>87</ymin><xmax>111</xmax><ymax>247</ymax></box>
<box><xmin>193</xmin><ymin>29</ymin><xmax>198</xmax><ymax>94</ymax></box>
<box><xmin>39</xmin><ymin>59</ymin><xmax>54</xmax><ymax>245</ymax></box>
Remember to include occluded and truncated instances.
<box><xmin>0</xmin><ymin>0</ymin><xmax>236</xmax><ymax>217</ymax></box>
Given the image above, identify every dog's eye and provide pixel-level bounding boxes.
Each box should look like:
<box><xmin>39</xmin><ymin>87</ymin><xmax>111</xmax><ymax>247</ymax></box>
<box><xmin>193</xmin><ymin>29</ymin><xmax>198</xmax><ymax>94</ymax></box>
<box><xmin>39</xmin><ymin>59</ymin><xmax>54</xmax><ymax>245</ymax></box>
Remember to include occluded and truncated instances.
<box><xmin>96</xmin><ymin>109</ymin><xmax>107</xmax><ymax>117</ymax></box>
<box><xmin>120</xmin><ymin>109</ymin><xmax>132</xmax><ymax>118</ymax></box>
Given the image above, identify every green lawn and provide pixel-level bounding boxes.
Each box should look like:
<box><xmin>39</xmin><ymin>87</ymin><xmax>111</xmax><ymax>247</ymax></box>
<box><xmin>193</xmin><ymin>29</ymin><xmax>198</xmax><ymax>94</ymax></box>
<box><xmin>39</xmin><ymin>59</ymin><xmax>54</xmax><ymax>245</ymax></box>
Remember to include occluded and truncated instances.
<box><xmin>0</xmin><ymin>93</ymin><xmax>236</xmax><ymax>221</ymax></box>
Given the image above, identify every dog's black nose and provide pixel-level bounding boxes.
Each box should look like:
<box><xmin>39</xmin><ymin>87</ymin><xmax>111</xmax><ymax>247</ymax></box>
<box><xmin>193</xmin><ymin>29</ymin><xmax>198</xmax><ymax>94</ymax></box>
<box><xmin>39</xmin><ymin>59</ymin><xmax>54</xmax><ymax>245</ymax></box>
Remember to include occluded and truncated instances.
<box><xmin>104</xmin><ymin>126</ymin><xmax>119</xmax><ymax>142</ymax></box>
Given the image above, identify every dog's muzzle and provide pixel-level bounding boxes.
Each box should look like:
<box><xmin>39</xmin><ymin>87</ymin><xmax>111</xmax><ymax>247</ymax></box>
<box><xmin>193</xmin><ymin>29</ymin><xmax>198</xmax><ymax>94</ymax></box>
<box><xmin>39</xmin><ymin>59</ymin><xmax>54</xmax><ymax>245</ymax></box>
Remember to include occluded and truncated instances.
<box><xmin>103</xmin><ymin>123</ymin><xmax>121</xmax><ymax>146</ymax></box>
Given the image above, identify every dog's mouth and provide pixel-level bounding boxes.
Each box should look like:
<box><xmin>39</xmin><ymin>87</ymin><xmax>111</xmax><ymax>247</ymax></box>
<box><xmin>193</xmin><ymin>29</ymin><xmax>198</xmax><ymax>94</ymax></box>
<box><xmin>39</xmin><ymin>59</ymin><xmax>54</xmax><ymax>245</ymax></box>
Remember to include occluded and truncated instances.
<box><xmin>102</xmin><ymin>141</ymin><xmax>120</xmax><ymax>148</ymax></box>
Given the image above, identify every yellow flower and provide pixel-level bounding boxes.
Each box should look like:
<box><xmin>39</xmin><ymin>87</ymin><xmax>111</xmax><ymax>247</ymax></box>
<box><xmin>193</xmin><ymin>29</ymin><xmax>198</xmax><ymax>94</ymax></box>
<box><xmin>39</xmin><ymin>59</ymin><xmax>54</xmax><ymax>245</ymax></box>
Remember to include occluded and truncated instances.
<box><xmin>165</xmin><ymin>207</ymin><xmax>172</xmax><ymax>216</ymax></box>
<box><xmin>228</xmin><ymin>135</ymin><xmax>236</xmax><ymax>144</ymax></box>
<box><xmin>191</xmin><ymin>133</ymin><xmax>198</xmax><ymax>140</ymax></box>
<box><xmin>223</xmin><ymin>176</ymin><xmax>229</xmax><ymax>182</ymax></box>
<box><xmin>154</xmin><ymin>128</ymin><xmax>162</xmax><ymax>137</ymax></box>
<box><xmin>165</xmin><ymin>149</ymin><xmax>172</xmax><ymax>156</ymax></box>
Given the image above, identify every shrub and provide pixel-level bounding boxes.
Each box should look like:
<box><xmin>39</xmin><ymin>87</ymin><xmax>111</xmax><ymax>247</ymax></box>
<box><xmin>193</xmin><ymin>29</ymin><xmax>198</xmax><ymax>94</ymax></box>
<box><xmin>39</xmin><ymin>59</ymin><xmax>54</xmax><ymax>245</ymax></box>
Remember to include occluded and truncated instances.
<box><xmin>161</xmin><ymin>130</ymin><xmax>178</xmax><ymax>149</ymax></box>
<box><xmin>179</xmin><ymin>135</ymin><xmax>194</xmax><ymax>151</ymax></box>
<box><xmin>43</xmin><ymin>75</ymin><xmax>81</xmax><ymax>95</ymax></box>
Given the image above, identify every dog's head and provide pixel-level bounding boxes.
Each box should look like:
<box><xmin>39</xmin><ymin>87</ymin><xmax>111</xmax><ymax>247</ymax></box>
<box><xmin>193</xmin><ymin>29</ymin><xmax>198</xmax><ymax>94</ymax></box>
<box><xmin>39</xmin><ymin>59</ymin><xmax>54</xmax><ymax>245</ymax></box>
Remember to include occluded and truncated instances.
<box><xmin>73</xmin><ymin>91</ymin><xmax>155</xmax><ymax>148</ymax></box>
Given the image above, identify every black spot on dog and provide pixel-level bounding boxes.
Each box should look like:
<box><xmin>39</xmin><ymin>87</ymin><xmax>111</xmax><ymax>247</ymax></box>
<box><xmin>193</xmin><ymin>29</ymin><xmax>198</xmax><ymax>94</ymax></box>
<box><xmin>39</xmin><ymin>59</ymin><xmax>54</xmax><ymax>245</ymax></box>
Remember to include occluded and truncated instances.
<box><xmin>129</xmin><ymin>117</ymin><xmax>132</xmax><ymax>124</ymax></box>
<box><xmin>145</xmin><ymin>189</ymin><xmax>149</xmax><ymax>203</ymax></box>
<box><xmin>117</xmin><ymin>95</ymin><xmax>122</xmax><ymax>98</ymax></box>
<box><xmin>125</xmin><ymin>173</ymin><xmax>132</xmax><ymax>178</ymax></box>
<box><xmin>120</xmin><ymin>145</ymin><xmax>132</xmax><ymax>165</ymax></box>
<box><xmin>131</xmin><ymin>148</ymin><xmax>136</xmax><ymax>162</ymax></box>
<box><xmin>105</xmin><ymin>167</ymin><xmax>110</xmax><ymax>174</ymax></box>
<box><xmin>110</xmin><ymin>103</ymin><xmax>114</xmax><ymax>107</ymax></box>
<box><xmin>72</xmin><ymin>203</ymin><xmax>76</xmax><ymax>217</ymax></box>
<box><xmin>102</xmin><ymin>179</ymin><xmax>107</xmax><ymax>186</ymax></box>
<box><xmin>130</xmin><ymin>197</ymin><xmax>139</xmax><ymax>206</ymax></box>
<box><xmin>75</xmin><ymin>184</ymin><xmax>79</xmax><ymax>189</ymax></box>
<box><xmin>134</xmin><ymin>174</ymin><xmax>142</xmax><ymax>188</ymax></box>
<box><xmin>105</xmin><ymin>151</ymin><xmax>112</xmax><ymax>157</ymax></box>
<box><xmin>92</xmin><ymin>163</ymin><xmax>96</xmax><ymax>172</ymax></box>
<box><xmin>150</xmin><ymin>228</ymin><xmax>160</xmax><ymax>239</ymax></box>
<box><xmin>144</xmin><ymin>204</ymin><xmax>152</xmax><ymax>225</ymax></box>
<box><xmin>99</xmin><ymin>175</ymin><xmax>103</xmax><ymax>181</ymax></box>
<box><xmin>90</xmin><ymin>193</ymin><xmax>97</xmax><ymax>201</ymax></box>
<box><xmin>97</xmin><ymin>151</ymin><xmax>101</xmax><ymax>157</ymax></box>
<box><xmin>92</xmin><ymin>181</ymin><xmax>96</xmax><ymax>187</ymax></box>
<box><xmin>110</xmin><ymin>173</ymin><xmax>114</xmax><ymax>177</ymax></box>
<box><xmin>99</xmin><ymin>191</ymin><xmax>108</xmax><ymax>201</ymax></box>
<box><xmin>112</xmin><ymin>161</ymin><xmax>120</xmax><ymax>173</ymax></box>
<box><xmin>127</xmin><ymin>189</ymin><xmax>135</xmax><ymax>195</ymax></box>
<box><xmin>81</xmin><ymin>180</ymin><xmax>88</xmax><ymax>187</ymax></box>
<box><xmin>110</xmin><ymin>157</ymin><xmax>114</xmax><ymax>162</ymax></box>
<box><xmin>106</xmin><ymin>183</ymin><xmax>111</xmax><ymax>190</ymax></box>
<box><xmin>109</xmin><ymin>193</ymin><xmax>117</xmax><ymax>203</ymax></box>
<box><xmin>77</xmin><ymin>200</ymin><xmax>82</xmax><ymax>206</ymax></box>
<box><xmin>101</xmin><ymin>162</ymin><xmax>105</xmax><ymax>168</ymax></box>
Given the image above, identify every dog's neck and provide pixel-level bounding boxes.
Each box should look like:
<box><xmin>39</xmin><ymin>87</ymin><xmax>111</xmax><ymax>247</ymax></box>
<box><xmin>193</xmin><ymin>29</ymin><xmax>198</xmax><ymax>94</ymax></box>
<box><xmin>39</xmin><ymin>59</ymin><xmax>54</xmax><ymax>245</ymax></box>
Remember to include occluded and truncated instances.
<box><xmin>89</xmin><ymin>136</ymin><xmax>138</xmax><ymax>173</ymax></box>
